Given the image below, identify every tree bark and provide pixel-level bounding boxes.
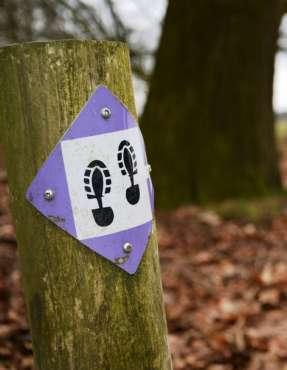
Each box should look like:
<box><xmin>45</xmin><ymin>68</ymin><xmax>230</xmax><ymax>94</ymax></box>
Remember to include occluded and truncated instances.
<box><xmin>142</xmin><ymin>0</ymin><xmax>283</xmax><ymax>208</ymax></box>
<box><xmin>0</xmin><ymin>40</ymin><xmax>172</xmax><ymax>370</ymax></box>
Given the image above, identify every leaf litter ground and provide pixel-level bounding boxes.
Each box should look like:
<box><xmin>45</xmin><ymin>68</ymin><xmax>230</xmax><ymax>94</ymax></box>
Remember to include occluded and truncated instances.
<box><xmin>1</xmin><ymin>139</ymin><xmax>287</xmax><ymax>369</ymax></box>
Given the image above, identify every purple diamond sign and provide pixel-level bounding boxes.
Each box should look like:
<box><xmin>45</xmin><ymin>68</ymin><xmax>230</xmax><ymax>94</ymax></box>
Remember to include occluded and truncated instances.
<box><xmin>26</xmin><ymin>86</ymin><xmax>154</xmax><ymax>274</ymax></box>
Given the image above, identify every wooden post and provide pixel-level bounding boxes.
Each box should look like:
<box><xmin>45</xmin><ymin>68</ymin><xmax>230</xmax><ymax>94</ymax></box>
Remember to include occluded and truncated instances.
<box><xmin>0</xmin><ymin>41</ymin><xmax>172</xmax><ymax>370</ymax></box>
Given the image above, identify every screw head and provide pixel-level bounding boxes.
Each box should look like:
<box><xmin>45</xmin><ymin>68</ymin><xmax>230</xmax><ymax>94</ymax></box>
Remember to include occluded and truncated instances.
<box><xmin>44</xmin><ymin>189</ymin><xmax>55</xmax><ymax>201</ymax></box>
<box><xmin>115</xmin><ymin>256</ymin><xmax>127</xmax><ymax>265</ymax></box>
<box><xmin>100</xmin><ymin>107</ymin><xmax>111</xmax><ymax>119</ymax></box>
<box><xmin>123</xmin><ymin>242</ymin><xmax>133</xmax><ymax>253</ymax></box>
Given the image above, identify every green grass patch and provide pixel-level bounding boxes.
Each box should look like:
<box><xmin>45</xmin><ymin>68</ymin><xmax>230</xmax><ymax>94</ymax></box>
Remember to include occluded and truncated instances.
<box><xmin>206</xmin><ymin>193</ymin><xmax>287</xmax><ymax>223</ymax></box>
<box><xmin>276</xmin><ymin>119</ymin><xmax>287</xmax><ymax>144</ymax></box>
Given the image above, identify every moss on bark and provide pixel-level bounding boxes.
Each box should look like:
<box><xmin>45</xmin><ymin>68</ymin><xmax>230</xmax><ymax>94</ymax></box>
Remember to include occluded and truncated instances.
<box><xmin>0</xmin><ymin>40</ymin><xmax>172</xmax><ymax>370</ymax></box>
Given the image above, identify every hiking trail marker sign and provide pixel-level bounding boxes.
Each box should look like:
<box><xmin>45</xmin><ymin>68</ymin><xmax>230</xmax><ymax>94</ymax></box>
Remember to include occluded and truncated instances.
<box><xmin>26</xmin><ymin>86</ymin><xmax>154</xmax><ymax>274</ymax></box>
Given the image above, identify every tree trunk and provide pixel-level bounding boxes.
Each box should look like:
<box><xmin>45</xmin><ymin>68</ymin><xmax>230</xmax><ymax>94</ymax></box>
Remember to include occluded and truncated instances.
<box><xmin>0</xmin><ymin>40</ymin><xmax>172</xmax><ymax>370</ymax></box>
<box><xmin>142</xmin><ymin>0</ymin><xmax>283</xmax><ymax>208</ymax></box>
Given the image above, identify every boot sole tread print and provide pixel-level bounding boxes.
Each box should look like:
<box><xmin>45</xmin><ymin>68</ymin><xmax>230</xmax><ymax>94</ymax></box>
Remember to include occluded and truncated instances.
<box><xmin>117</xmin><ymin>140</ymin><xmax>140</xmax><ymax>205</ymax></box>
<box><xmin>84</xmin><ymin>160</ymin><xmax>114</xmax><ymax>227</ymax></box>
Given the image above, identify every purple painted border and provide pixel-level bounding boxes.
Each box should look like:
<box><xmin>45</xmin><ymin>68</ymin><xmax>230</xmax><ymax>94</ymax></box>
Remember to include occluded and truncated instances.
<box><xmin>26</xmin><ymin>86</ymin><xmax>154</xmax><ymax>274</ymax></box>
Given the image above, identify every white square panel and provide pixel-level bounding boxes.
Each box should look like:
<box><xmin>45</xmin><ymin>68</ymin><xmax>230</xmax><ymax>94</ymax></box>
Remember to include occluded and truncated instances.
<box><xmin>61</xmin><ymin>127</ymin><xmax>152</xmax><ymax>240</ymax></box>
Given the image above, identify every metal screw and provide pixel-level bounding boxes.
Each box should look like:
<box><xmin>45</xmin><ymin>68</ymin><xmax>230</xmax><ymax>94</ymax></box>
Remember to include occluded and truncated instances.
<box><xmin>123</xmin><ymin>242</ymin><xmax>133</xmax><ymax>253</ymax></box>
<box><xmin>44</xmin><ymin>189</ymin><xmax>55</xmax><ymax>201</ymax></box>
<box><xmin>100</xmin><ymin>107</ymin><xmax>111</xmax><ymax>119</ymax></box>
<box><xmin>147</xmin><ymin>164</ymin><xmax>152</xmax><ymax>173</ymax></box>
<box><xmin>115</xmin><ymin>256</ymin><xmax>127</xmax><ymax>265</ymax></box>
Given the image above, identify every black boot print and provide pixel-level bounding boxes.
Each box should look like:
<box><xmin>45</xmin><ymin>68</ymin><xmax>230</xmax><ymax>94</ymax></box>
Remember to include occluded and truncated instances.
<box><xmin>117</xmin><ymin>140</ymin><xmax>140</xmax><ymax>205</ymax></box>
<box><xmin>84</xmin><ymin>160</ymin><xmax>114</xmax><ymax>226</ymax></box>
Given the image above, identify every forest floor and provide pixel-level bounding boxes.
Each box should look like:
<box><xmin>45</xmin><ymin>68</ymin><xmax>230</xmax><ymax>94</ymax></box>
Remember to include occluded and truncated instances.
<box><xmin>1</xmin><ymin>130</ymin><xmax>287</xmax><ymax>369</ymax></box>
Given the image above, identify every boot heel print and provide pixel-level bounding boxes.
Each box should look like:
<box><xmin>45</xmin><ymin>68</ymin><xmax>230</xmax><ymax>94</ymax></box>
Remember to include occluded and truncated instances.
<box><xmin>84</xmin><ymin>160</ymin><xmax>114</xmax><ymax>227</ymax></box>
<box><xmin>117</xmin><ymin>140</ymin><xmax>140</xmax><ymax>205</ymax></box>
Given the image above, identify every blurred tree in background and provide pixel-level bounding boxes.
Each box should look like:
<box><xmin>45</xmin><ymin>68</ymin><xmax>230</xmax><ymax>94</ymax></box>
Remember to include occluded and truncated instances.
<box><xmin>0</xmin><ymin>0</ymin><xmax>151</xmax><ymax>80</ymax></box>
<box><xmin>142</xmin><ymin>0</ymin><xmax>285</xmax><ymax>208</ymax></box>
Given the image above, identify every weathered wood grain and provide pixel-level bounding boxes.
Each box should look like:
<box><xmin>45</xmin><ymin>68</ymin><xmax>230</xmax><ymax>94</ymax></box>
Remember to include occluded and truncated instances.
<box><xmin>0</xmin><ymin>40</ymin><xmax>172</xmax><ymax>370</ymax></box>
